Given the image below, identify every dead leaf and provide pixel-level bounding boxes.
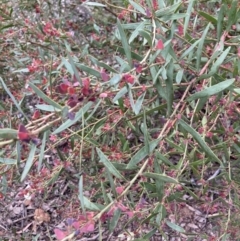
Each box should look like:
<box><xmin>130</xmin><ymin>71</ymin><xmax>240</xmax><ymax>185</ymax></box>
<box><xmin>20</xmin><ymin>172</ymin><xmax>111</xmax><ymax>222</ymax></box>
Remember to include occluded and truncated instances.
<box><xmin>34</xmin><ymin>208</ymin><xmax>50</xmax><ymax>223</ymax></box>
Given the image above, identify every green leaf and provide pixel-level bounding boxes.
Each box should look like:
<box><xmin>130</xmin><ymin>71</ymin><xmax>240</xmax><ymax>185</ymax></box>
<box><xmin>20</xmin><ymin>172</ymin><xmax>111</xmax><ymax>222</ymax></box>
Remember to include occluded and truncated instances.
<box><xmin>110</xmin><ymin>74</ymin><xmax>122</xmax><ymax>85</ymax></box>
<box><xmin>82</xmin><ymin>196</ymin><xmax>104</xmax><ymax>211</ymax></box>
<box><xmin>28</xmin><ymin>82</ymin><xmax>62</xmax><ymax>110</ymax></box>
<box><xmin>143</xmin><ymin>172</ymin><xmax>179</xmax><ymax>184</ymax></box>
<box><xmin>38</xmin><ymin>131</ymin><xmax>48</xmax><ymax>172</ymax></box>
<box><xmin>155</xmin><ymin>151</ymin><xmax>173</xmax><ymax>167</ymax></box>
<box><xmin>75</xmin><ymin>64</ymin><xmax>101</xmax><ymax>78</ymax></box>
<box><xmin>184</xmin><ymin>0</ymin><xmax>195</xmax><ymax>35</ymax></box>
<box><xmin>217</xmin><ymin>5</ymin><xmax>225</xmax><ymax>41</ymax></box>
<box><xmin>101</xmin><ymin>181</ymin><xmax>110</xmax><ymax>204</ymax></box>
<box><xmin>180</xmin><ymin>38</ymin><xmax>201</xmax><ymax>59</ymax></box>
<box><xmin>78</xmin><ymin>175</ymin><xmax>85</xmax><ymax>213</ymax></box>
<box><xmin>226</xmin><ymin>1</ymin><xmax>238</xmax><ymax>30</ymax></box>
<box><xmin>96</xmin><ymin>148</ymin><xmax>126</xmax><ymax>180</ymax></box>
<box><xmin>178</xmin><ymin>119</ymin><xmax>222</xmax><ymax>164</ymax></box>
<box><xmin>176</xmin><ymin>69</ymin><xmax>184</xmax><ymax>84</ymax></box>
<box><xmin>85</xmin><ymin>2</ymin><xmax>106</xmax><ymax>7</ymax></box>
<box><xmin>113</xmin><ymin>45</ymin><xmax>143</xmax><ymax>61</ymax></box>
<box><xmin>129</xmin><ymin>0</ymin><xmax>146</xmax><ymax>15</ymax></box>
<box><xmin>127</xmin><ymin>139</ymin><xmax>160</xmax><ymax>168</ymax></box>
<box><xmin>138</xmin><ymin>30</ymin><xmax>152</xmax><ymax>47</ymax></box>
<box><xmin>128</xmin><ymin>89</ymin><xmax>145</xmax><ymax>115</ymax></box>
<box><xmin>196</xmin><ymin>23</ymin><xmax>210</xmax><ymax>71</ymax></box>
<box><xmin>198</xmin><ymin>11</ymin><xmax>218</xmax><ymax>25</ymax></box>
<box><xmin>207</xmin><ymin>47</ymin><xmax>231</xmax><ymax>76</ymax></box>
<box><xmin>233</xmin><ymin>88</ymin><xmax>240</xmax><ymax>95</ymax></box>
<box><xmin>142</xmin><ymin>109</ymin><xmax>150</xmax><ymax>154</ymax></box>
<box><xmin>53</xmin><ymin>102</ymin><xmax>93</xmax><ymax>134</ymax></box>
<box><xmin>0</xmin><ymin>158</ymin><xmax>17</xmax><ymax>164</ymax></box>
<box><xmin>0</xmin><ymin>77</ymin><xmax>29</xmax><ymax>121</ymax></box>
<box><xmin>155</xmin><ymin>2</ymin><xmax>182</xmax><ymax>17</ymax></box>
<box><xmin>187</xmin><ymin>78</ymin><xmax>235</xmax><ymax>101</ymax></box>
<box><xmin>67</xmin><ymin>52</ymin><xmax>82</xmax><ymax>85</ymax></box>
<box><xmin>90</xmin><ymin>56</ymin><xmax>118</xmax><ymax>73</ymax></box>
<box><xmin>166</xmin><ymin>221</ymin><xmax>185</xmax><ymax>233</ymax></box>
<box><xmin>109</xmin><ymin>208</ymin><xmax>121</xmax><ymax>232</ymax></box>
<box><xmin>21</xmin><ymin>144</ymin><xmax>36</xmax><ymax>182</ymax></box>
<box><xmin>35</xmin><ymin>104</ymin><xmax>61</xmax><ymax>112</ymax></box>
<box><xmin>162</xmin><ymin>13</ymin><xmax>186</xmax><ymax>21</ymax></box>
<box><xmin>117</xmin><ymin>19</ymin><xmax>133</xmax><ymax>67</ymax></box>
<box><xmin>61</xmin><ymin>57</ymin><xmax>74</xmax><ymax>75</ymax></box>
<box><xmin>166</xmin><ymin>59</ymin><xmax>174</xmax><ymax>116</ymax></box>
<box><xmin>0</xmin><ymin>128</ymin><xmax>17</xmax><ymax>140</ymax></box>
<box><xmin>129</xmin><ymin>22</ymin><xmax>145</xmax><ymax>44</ymax></box>
<box><xmin>113</xmin><ymin>86</ymin><xmax>128</xmax><ymax>103</ymax></box>
<box><xmin>142</xmin><ymin>228</ymin><xmax>157</xmax><ymax>239</ymax></box>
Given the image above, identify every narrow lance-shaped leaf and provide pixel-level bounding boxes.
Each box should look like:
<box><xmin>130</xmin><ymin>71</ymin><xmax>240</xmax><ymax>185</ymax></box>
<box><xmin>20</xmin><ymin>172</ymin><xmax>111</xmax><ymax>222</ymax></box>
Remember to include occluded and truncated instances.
<box><xmin>67</xmin><ymin>52</ymin><xmax>82</xmax><ymax>85</ymax></box>
<box><xmin>143</xmin><ymin>172</ymin><xmax>179</xmax><ymax>184</ymax></box>
<box><xmin>207</xmin><ymin>47</ymin><xmax>231</xmax><ymax>76</ymax></box>
<box><xmin>117</xmin><ymin>19</ymin><xmax>132</xmax><ymax>67</ymax></box>
<box><xmin>217</xmin><ymin>5</ymin><xmax>225</xmax><ymax>41</ymax></box>
<box><xmin>0</xmin><ymin>128</ymin><xmax>18</xmax><ymax>140</ymax></box>
<box><xmin>0</xmin><ymin>77</ymin><xmax>29</xmax><ymax>121</ymax></box>
<box><xmin>166</xmin><ymin>221</ymin><xmax>185</xmax><ymax>233</ymax></box>
<box><xmin>28</xmin><ymin>82</ymin><xmax>62</xmax><ymax>110</ymax></box>
<box><xmin>198</xmin><ymin>11</ymin><xmax>218</xmax><ymax>25</ymax></box>
<box><xmin>127</xmin><ymin>139</ymin><xmax>160</xmax><ymax>168</ymax></box>
<box><xmin>96</xmin><ymin>148</ymin><xmax>126</xmax><ymax>180</ymax></box>
<box><xmin>53</xmin><ymin>102</ymin><xmax>93</xmax><ymax>134</ymax></box>
<box><xmin>180</xmin><ymin>38</ymin><xmax>201</xmax><ymax>59</ymax></box>
<box><xmin>21</xmin><ymin>144</ymin><xmax>37</xmax><ymax>182</ymax></box>
<box><xmin>138</xmin><ymin>30</ymin><xmax>152</xmax><ymax>47</ymax></box>
<box><xmin>129</xmin><ymin>22</ymin><xmax>145</xmax><ymax>44</ymax></box>
<box><xmin>178</xmin><ymin>119</ymin><xmax>222</xmax><ymax>164</ymax></box>
<box><xmin>78</xmin><ymin>175</ymin><xmax>85</xmax><ymax>214</ymax></box>
<box><xmin>155</xmin><ymin>2</ymin><xmax>182</xmax><ymax>17</ymax></box>
<box><xmin>38</xmin><ymin>131</ymin><xmax>48</xmax><ymax>172</ymax></box>
<box><xmin>75</xmin><ymin>63</ymin><xmax>101</xmax><ymax>78</ymax></box>
<box><xmin>129</xmin><ymin>0</ymin><xmax>146</xmax><ymax>15</ymax></box>
<box><xmin>0</xmin><ymin>158</ymin><xmax>17</xmax><ymax>165</ymax></box>
<box><xmin>81</xmin><ymin>196</ymin><xmax>104</xmax><ymax>211</ymax></box>
<box><xmin>187</xmin><ymin>78</ymin><xmax>235</xmax><ymax>101</ymax></box>
<box><xmin>184</xmin><ymin>0</ymin><xmax>195</xmax><ymax>35</ymax></box>
<box><xmin>196</xmin><ymin>23</ymin><xmax>210</xmax><ymax>71</ymax></box>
